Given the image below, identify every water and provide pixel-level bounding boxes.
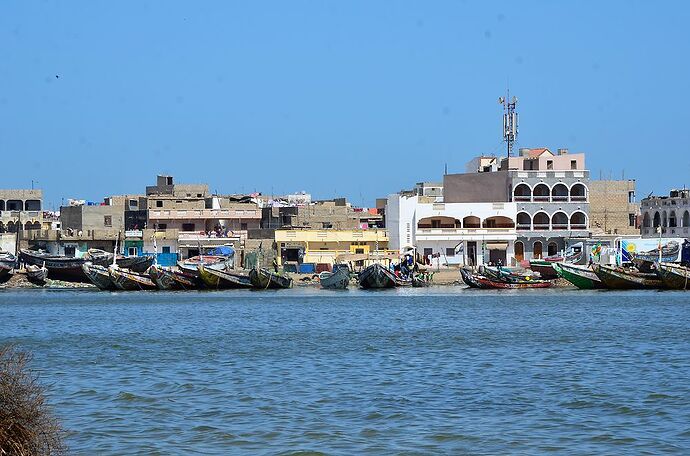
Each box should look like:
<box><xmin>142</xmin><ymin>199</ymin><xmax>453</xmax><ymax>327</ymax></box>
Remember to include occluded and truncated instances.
<box><xmin>2</xmin><ymin>287</ymin><xmax>690</xmax><ymax>455</ymax></box>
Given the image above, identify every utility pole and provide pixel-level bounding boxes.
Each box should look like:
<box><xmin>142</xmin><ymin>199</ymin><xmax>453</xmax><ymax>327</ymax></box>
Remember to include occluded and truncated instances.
<box><xmin>499</xmin><ymin>92</ymin><xmax>518</xmax><ymax>156</ymax></box>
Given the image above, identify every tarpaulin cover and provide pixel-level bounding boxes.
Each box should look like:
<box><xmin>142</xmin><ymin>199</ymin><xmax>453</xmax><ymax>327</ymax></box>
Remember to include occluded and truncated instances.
<box><xmin>208</xmin><ymin>246</ymin><xmax>234</xmax><ymax>256</ymax></box>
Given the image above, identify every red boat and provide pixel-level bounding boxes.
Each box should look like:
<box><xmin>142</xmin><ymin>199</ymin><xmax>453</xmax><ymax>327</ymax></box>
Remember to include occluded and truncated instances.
<box><xmin>475</xmin><ymin>276</ymin><xmax>552</xmax><ymax>289</ymax></box>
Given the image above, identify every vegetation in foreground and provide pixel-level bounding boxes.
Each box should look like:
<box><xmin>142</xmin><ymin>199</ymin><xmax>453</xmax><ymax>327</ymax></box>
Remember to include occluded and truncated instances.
<box><xmin>0</xmin><ymin>345</ymin><xmax>66</xmax><ymax>456</ymax></box>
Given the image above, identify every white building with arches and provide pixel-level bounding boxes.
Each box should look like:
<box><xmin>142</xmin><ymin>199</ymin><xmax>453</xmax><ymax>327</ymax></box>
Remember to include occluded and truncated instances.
<box><xmin>640</xmin><ymin>189</ymin><xmax>690</xmax><ymax>238</ymax></box>
<box><xmin>387</xmin><ymin>193</ymin><xmax>518</xmax><ymax>267</ymax></box>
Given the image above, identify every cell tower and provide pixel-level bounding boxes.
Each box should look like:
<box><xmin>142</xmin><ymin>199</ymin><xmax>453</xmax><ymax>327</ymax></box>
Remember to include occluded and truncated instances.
<box><xmin>498</xmin><ymin>92</ymin><xmax>518</xmax><ymax>156</ymax></box>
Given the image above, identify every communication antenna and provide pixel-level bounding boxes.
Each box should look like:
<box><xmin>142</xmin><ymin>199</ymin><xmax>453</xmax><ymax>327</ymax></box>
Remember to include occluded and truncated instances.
<box><xmin>498</xmin><ymin>91</ymin><xmax>518</xmax><ymax>156</ymax></box>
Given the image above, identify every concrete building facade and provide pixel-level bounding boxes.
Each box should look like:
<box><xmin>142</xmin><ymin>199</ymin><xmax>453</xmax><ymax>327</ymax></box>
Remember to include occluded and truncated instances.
<box><xmin>640</xmin><ymin>189</ymin><xmax>690</xmax><ymax>238</ymax></box>
<box><xmin>0</xmin><ymin>189</ymin><xmax>44</xmax><ymax>233</ymax></box>
<box><xmin>588</xmin><ymin>180</ymin><xmax>639</xmax><ymax>236</ymax></box>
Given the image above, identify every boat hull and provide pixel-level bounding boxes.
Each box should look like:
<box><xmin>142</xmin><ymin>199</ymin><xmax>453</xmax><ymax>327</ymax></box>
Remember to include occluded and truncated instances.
<box><xmin>320</xmin><ymin>268</ymin><xmax>351</xmax><ymax>290</ymax></box>
<box><xmin>249</xmin><ymin>268</ymin><xmax>293</xmax><ymax>289</ymax></box>
<box><xmin>26</xmin><ymin>265</ymin><xmax>48</xmax><ymax>285</ymax></box>
<box><xmin>594</xmin><ymin>265</ymin><xmax>663</xmax><ymax>290</ymax></box>
<box><xmin>199</xmin><ymin>264</ymin><xmax>253</xmax><ymax>289</ymax></box>
<box><xmin>82</xmin><ymin>263</ymin><xmax>117</xmax><ymax>290</ymax></box>
<box><xmin>657</xmin><ymin>263</ymin><xmax>690</xmax><ymax>290</ymax></box>
<box><xmin>460</xmin><ymin>268</ymin><xmax>484</xmax><ymax>288</ymax></box>
<box><xmin>475</xmin><ymin>276</ymin><xmax>552</xmax><ymax>289</ymax></box>
<box><xmin>21</xmin><ymin>250</ymin><xmax>89</xmax><ymax>282</ymax></box>
<box><xmin>117</xmin><ymin>256</ymin><xmax>154</xmax><ymax>273</ymax></box>
<box><xmin>148</xmin><ymin>265</ymin><xmax>183</xmax><ymax>290</ymax></box>
<box><xmin>528</xmin><ymin>260</ymin><xmax>559</xmax><ymax>280</ymax></box>
<box><xmin>358</xmin><ymin>263</ymin><xmax>396</xmax><ymax>289</ymax></box>
<box><xmin>109</xmin><ymin>266</ymin><xmax>157</xmax><ymax>291</ymax></box>
<box><xmin>553</xmin><ymin>263</ymin><xmax>606</xmax><ymax>289</ymax></box>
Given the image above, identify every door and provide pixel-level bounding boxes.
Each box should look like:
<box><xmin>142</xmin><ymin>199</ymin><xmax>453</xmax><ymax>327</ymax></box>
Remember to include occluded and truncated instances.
<box><xmin>533</xmin><ymin>241</ymin><xmax>543</xmax><ymax>259</ymax></box>
<box><xmin>467</xmin><ymin>242</ymin><xmax>477</xmax><ymax>266</ymax></box>
<box><xmin>514</xmin><ymin>241</ymin><xmax>524</xmax><ymax>262</ymax></box>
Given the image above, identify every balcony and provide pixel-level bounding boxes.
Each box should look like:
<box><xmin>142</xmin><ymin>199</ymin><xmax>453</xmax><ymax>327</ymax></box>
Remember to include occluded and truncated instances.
<box><xmin>516</xmin><ymin>224</ymin><xmax>531</xmax><ymax>231</ymax></box>
<box><xmin>532</xmin><ymin>223</ymin><xmax>550</xmax><ymax>231</ymax></box>
<box><xmin>149</xmin><ymin>208</ymin><xmax>261</xmax><ymax>220</ymax></box>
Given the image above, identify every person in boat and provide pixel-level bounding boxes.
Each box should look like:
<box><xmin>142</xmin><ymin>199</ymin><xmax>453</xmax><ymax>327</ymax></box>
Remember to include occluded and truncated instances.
<box><xmin>272</xmin><ymin>258</ymin><xmax>279</xmax><ymax>273</ymax></box>
<box><xmin>496</xmin><ymin>258</ymin><xmax>503</xmax><ymax>272</ymax></box>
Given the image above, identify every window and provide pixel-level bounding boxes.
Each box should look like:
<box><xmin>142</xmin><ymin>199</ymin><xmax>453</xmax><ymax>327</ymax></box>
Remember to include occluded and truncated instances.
<box><xmin>197</xmin><ymin>193</ymin><xmax>202</xmax><ymax>197</ymax></box>
<box><xmin>127</xmin><ymin>247</ymin><xmax>137</xmax><ymax>256</ymax></box>
<box><xmin>129</xmin><ymin>199</ymin><xmax>138</xmax><ymax>207</ymax></box>
<box><xmin>64</xmin><ymin>246</ymin><xmax>76</xmax><ymax>257</ymax></box>
<box><xmin>546</xmin><ymin>160</ymin><xmax>553</xmax><ymax>170</ymax></box>
<box><xmin>423</xmin><ymin>248</ymin><xmax>433</xmax><ymax>257</ymax></box>
<box><xmin>156</xmin><ymin>200</ymin><xmax>163</xmax><ymax>208</ymax></box>
<box><xmin>104</xmin><ymin>215</ymin><xmax>112</xmax><ymax>227</ymax></box>
<box><xmin>322</xmin><ymin>222</ymin><xmax>333</xmax><ymax>229</ymax></box>
<box><xmin>570</xmin><ymin>160</ymin><xmax>577</xmax><ymax>170</ymax></box>
<box><xmin>182</xmin><ymin>223</ymin><xmax>195</xmax><ymax>231</ymax></box>
<box><xmin>241</xmin><ymin>223</ymin><xmax>248</xmax><ymax>230</ymax></box>
<box><xmin>162</xmin><ymin>246</ymin><xmax>171</xmax><ymax>254</ymax></box>
<box><xmin>431</xmin><ymin>219</ymin><xmax>441</xmax><ymax>228</ymax></box>
<box><xmin>158</xmin><ymin>223</ymin><xmax>167</xmax><ymax>230</ymax></box>
<box><xmin>445</xmin><ymin>247</ymin><xmax>455</xmax><ymax>257</ymax></box>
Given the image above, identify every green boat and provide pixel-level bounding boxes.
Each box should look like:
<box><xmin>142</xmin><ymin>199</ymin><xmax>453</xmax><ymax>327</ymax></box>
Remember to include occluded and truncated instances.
<box><xmin>553</xmin><ymin>262</ymin><xmax>606</xmax><ymax>289</ymax></box>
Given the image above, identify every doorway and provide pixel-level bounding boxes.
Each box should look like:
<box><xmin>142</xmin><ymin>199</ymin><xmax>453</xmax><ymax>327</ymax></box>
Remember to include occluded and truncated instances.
<box><xmin>533</xmin><ymin>241</ymin><xmax>543</xmax><ymax>259</ymax></box>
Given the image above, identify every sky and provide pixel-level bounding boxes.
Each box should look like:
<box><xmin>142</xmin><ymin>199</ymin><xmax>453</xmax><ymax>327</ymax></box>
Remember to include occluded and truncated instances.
<box><xmin>1</xmin><ymin>1</ymin><xmax>689</xmax><ymax>210</ymax></box>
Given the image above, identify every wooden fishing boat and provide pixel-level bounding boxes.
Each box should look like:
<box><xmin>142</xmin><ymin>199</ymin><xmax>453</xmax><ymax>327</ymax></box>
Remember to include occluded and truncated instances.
<box><xmin>249</xmin><ymin>267</ymin><xmax>293</xmax><ymax>289</ymax></box>
<box><xmin>460</xmin><ymin>268</ymin><xmax>485</xmax><ymax>288</ymax></box>
<box><xmin>116</xmin><ymin>255</ymin><xmax>154</xmax><ymax>273</ymax></box>
<box><xmin>358</xmin><ymin>263</ymin><xmax>397</xmax><ymax>289</ymax></box>
<box><xmin>199</xmin><ymin>264</ymin><xmax>253</xmax><ymax>289</ymax></box>
<box><xmin>82</xmin><ymin>249</ymin><xmax>115</xmax><ymax>266</ymax></box>
<box><xmin>528</xmin><ymin>260</ymin><xmax>560</xmax><ymax>280</ymax></box>
<box><xmin>0</xmin><ymin>251</ymin><xmax>17</xmax><ymax>280</ymax></box>
<box><xmin>26</xmin><ymin>264</ymin><xmax>48</xmax><ymax>285</ymax></box>
<box><xmin>553</xmin><ymin>262</ymin><xmax>606</xmax><ymax>289</ymax></box>
<box><xmin>108</xmin><ymin>266</ymin><xmax>157</xmax><ymax>291</ymax></box>
<box><xmin>20</xmin><ymin>249</ymin><xmax>89</xmax><ymax>282</ymax></box>
<box><xmin>148</xmin><ymin>265</ymin><xmax>181</xmax><ymax>290</ymax></box>
<box><xmin>656</xmin><ymin>262</ymin><xmax>690</xmax><ymax>290</ymax></box>
<box><xmin>593</xmin><ymin>264</ymin><xmax>663</xmax><ymax>290</ymax></box>
<box><xmin>319</xmin><ymin>266</ymin><xmax>351</xmax><ymax>290</ymax></box>
<box><xmin>177</xmin><ymin>255</ymin><xmax>232</xmax><ymax>274</ymax></box>
<box><xmin>82</xmin><ymin>263</ymin><xmax>117</xmax><ymax>290</ymax></box>
<box><xmin>169</xmin><ymin>268</ymin><xmax>200</xmax><ymax>289</ymax></box>
<box><xmin>475</xmin><ymin>276</ymin><xmax>552</xmax><ymax>289</ymax></box>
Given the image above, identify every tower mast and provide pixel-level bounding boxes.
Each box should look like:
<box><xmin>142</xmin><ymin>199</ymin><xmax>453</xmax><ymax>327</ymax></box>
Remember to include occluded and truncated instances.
<box><xmin>499</xmin><ymin>92</ymin><xmax>518</xmax><ymax>156</ymax></box>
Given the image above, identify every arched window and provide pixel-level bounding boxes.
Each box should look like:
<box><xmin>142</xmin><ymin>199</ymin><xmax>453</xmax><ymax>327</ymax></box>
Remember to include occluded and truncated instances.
<box><xmin>533</xmin><ymin>212</ymin><xmax>550</xmax><ymax>230</ymax></box>
<box><xmin>662</xmin><ymin>211</ymin><xmax>667</xmax><ymax>227</ymax></box>
<box><xmin>31</xmin><ymin>221</ymin><xmax>41</xmax><ymax>230</ymax></box>
<box><xmin>570</xmin><ymin>211</ymin><xmax>587</xmax><ymax>229</ymax></box>
<box><xmin>462</xmin><ymin>216</ymin><xmax>480</xmax><ymax>228</ymax></box>
<box><xmin>24</xmin><ymin>221</ymin><xmax>33</xmax><ymax>231</ymax></box>
<box><xmin>669</xmin><ymin>211</ymin><xmax>677</xmax><ymax>228</ymax></box>
<box><xmin>653</xmin><ymin>211</ymin><xmax>661</xmax><ymax>227</ymax></box>
<box><xmin>533</xmin><ymin>184</ymin><xmax>550</xmax><ymax>202</ymax></box>
<box><xmin>533</xmin><ymin>241</ymin><xmax>543</xmax><ymax>259</ymax></box>
<box><xmin>570</xmin><ymin>183</ymin><xmax>587</xmax><ymax>201</ymax></box>
<box><xmin>643</xmin><ymin>212</ymin><xmax>651</xmax><ymax>228</ymax></box>
<box><xmin>683</xmin><ymin>211</ymin><xmax>690</xmax><ymax>227</ymax></box>
<box><xmin>482</xmin><ymin>216</ymin><xmax>515</xmax><ymax>229</ymax></box>
<box><xmin>417</xmin><ymin>216</ymin><xmax>460</xmax><ymax>229</ymax></box>
<box><xmin>513</xmin><ymin>184</ymin><xmax>531</xmax><ymax>202</ymax></box>
<box><xmin>6</xmin><ymin>221</ymin><xmax>16</xmax><ymax>233</ymax></box>
<box><xmin>551</xmin><ymin>212</ymin><xmax>568</xmax><ymax>230</ymax></box>
<box><xmin>547</xmin><ymin>241</ymin><xmax>558</xmax><ymax>257</ymax></box>
<box><xmin>514</xmin><ymin>241</ymin><xmax>524</xmax><ymax>262</ymax></box>
<box><xmin>552</xmin><ymin>183</ymin><xmax>568</xmax><ymax>202</ymax></box>
<box><xmin>516</xmin><ymin>212</ymin><xmax>531</xmax><ymax>231</ymax></box>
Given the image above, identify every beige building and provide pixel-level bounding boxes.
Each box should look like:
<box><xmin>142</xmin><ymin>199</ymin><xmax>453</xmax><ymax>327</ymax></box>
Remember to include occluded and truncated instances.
<box><xmin>589</xmin><ymin>180</ymin><xmax>639</xmax><ymax>235</ymax></box>
<box><xmin>0</xmin><ymin>189</ymin><xmax>44</xmax><ymax>233</ymax></box>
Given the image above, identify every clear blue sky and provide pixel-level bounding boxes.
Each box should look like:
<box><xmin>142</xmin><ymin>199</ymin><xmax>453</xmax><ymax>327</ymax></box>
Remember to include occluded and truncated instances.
<box><xmin>1</xmin><ymin>1</ymin><xmax>689</xmax><ymax>209</ymax></box>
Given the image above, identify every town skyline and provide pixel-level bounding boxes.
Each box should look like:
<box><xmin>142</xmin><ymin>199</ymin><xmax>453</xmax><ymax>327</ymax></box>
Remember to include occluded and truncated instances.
<box><xmin>2</xmin><ymin>1</ymin><xmax>690</xmax><ymax>208</ymax></box>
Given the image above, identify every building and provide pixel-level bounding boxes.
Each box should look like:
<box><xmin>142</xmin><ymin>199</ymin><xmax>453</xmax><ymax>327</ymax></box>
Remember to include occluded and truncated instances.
<box><xmin>60</xmin><ymin>202</ymin><xmax>125</xmax><ymax>233</ymax></box>
<box><xmin>261</xmin><ymin>199</ymin><xmax>383</xmax><ymax>230</ymax></box>
<box><xmin>444</xmin><ymin>148</ymin><xmax>590</xmax><ymax>260</ymax></box>
<box><xmin>588</xmin><ymin>180</ymin><xmax>639</xmax><ymax>235</ymax></box>
<box><xmin>640</xmin><ymin>189</ymin><xmax>690</xmax><ymax>238</ymax></box>
<box><xmin>387</xmin><ymin>193</ymin><xmax>518</xmax><ymax>267</ymax></box>
<box><xmin>0</xmin><ymin>189</ymin><xmax>44</xmax><ymax>233</ymax></box>
<box><xmin>274</xmin><ymin>228</ymin><xmax>393</xmax><ymax>268</ymax></box>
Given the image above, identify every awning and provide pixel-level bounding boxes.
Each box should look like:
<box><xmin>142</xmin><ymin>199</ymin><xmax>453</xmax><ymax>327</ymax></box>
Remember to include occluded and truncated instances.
<box><xmin>486</xmin><ymin>242</ymin><xmax>508</xmax><ymax>251</ymax></box>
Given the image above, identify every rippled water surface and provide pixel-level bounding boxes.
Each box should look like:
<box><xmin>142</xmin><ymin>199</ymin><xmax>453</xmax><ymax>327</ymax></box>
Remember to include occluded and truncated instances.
<box><xmin>2</xmin><ymin>287</ymin><xmax>690</xmax><ymax>454</ymax></box>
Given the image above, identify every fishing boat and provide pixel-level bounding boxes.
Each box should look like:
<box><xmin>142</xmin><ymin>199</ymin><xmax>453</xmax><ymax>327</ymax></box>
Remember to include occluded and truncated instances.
<box><xmin>552</xmin><ymin>262</ymin><xmax>606</xmax><ymax>289</ymax></box>
<box><xmin>177</xmin><ymin>255</ymin><xmax>232</xmax><ymax>274</ymax></box>
<box><xmin>26</xmin><ymin>263</ymin><xmax>48</xmax><ymax>285</ymax></box>
<box><xmin>358</xmin><ymin>263</ymin><xmax>397</xmax><ymax>289</ymax></box>
<box><xmin>116</xmin><ymin>255</ymin><xmax>154</xmax><ymax>273</ymax></box>
<box><xmin>0</xmin><ymin>251</ymin><xmax>17</xmax><ymax>279</ymax></box>
<box><xmin>82</xmin><ymin>249</ymin><xmax>115</xmax><ymax>266</ymax></box>
<box><xmin>20</xmin><ymin>249</ymin><xmax>89</xmax><ymax>282</ymax></box>
<box><xmin>82</xmin><ymin>263</ymin><xmax>117</xmax><ymax>290</ymax></box>
<box><xmin>249</xmin><ymin>267</ymin><xmax>293</xmax><ymax>289</ymax></box>
<box><xmin>319</xmin><ymin>265</ymin><xmax>351</xmax><ymax>290</ymax></box>
<box><xmin>475</xmin><ymin>275</ymin><xmax>552</xmax><ymax>289</ymax></box>
<box><xmin>460</xmin><ymin>268</ymin><xmax>485</xmax><ymax>288</ymax></box>
<box><xmin>198</xmin><ymin>263</ymin><xmax>253</xmax><ymax>289</ymax></box>
<box><xmin>527</xmin><ymin>259</ymin><xmax>560</xmax><ymax>280</ymax></box>
<box><xmin>108</xmin><ymin>266</ymin><xmax>157</xmax><ymax>291</ymax></box>
<box><xmin>656</xmin><ymin>262</ymin><xmax>690</xmax><ymax>290</ymax></box>
<box><xmin>149</xmin><ymin>265</ymin><xmax>183</xmax><ymax>290</ymax></box>
<box><xmin>593</xmin><ymin>264</ymin><xmax>663</xmax><ymax>290</ymax></box>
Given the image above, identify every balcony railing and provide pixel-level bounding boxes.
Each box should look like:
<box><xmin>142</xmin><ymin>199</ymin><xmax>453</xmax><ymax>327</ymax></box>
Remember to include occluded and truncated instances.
<box><xmin>533</xmin><ymin>223</ymin><xmax>550</xmax><ymax>230</ymax></box>
<box><xmin>511</xmin><ymin>196</ymin><xmax>589</xmax><ymax>203</ymax></box>
<box><xmin>516</xmin><ymin>224</ymin><xmax>531</xmax><ymax>230</ymax></box>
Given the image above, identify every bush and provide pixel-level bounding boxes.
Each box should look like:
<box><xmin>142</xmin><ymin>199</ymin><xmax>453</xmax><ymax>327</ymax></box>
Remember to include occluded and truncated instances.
<box><xmin>0</xmin><ymin>345</ymin><xmax>66</xmax><ymax>455</ymax></box>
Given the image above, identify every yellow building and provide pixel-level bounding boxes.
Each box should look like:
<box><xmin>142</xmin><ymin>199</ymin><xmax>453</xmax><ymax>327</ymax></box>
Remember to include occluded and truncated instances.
<box><xmin>275</xmin><ymin>229</ymin><xmax>397</xmax><ymax>266</ymax></box>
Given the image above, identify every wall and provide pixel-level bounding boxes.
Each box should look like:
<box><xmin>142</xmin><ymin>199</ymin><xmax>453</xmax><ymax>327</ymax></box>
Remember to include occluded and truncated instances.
<box><xmin>0</xmin><ymin>233</ymin><xmax>16</xmax><ymax>254</ymax></box>
<box><xmin>60</xmin><ymin>205</ymin><xmax>125</xmax><ymax>231</ymax></box>
<box><xmin>443</xmin><ymin>171</ymin><xmax>511</xmax><ymax>203</ymax></box>
<box><xmin>589</xmin><ymin>180</ymin><xmax>639</xmax><ymax>235</ymax></box>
